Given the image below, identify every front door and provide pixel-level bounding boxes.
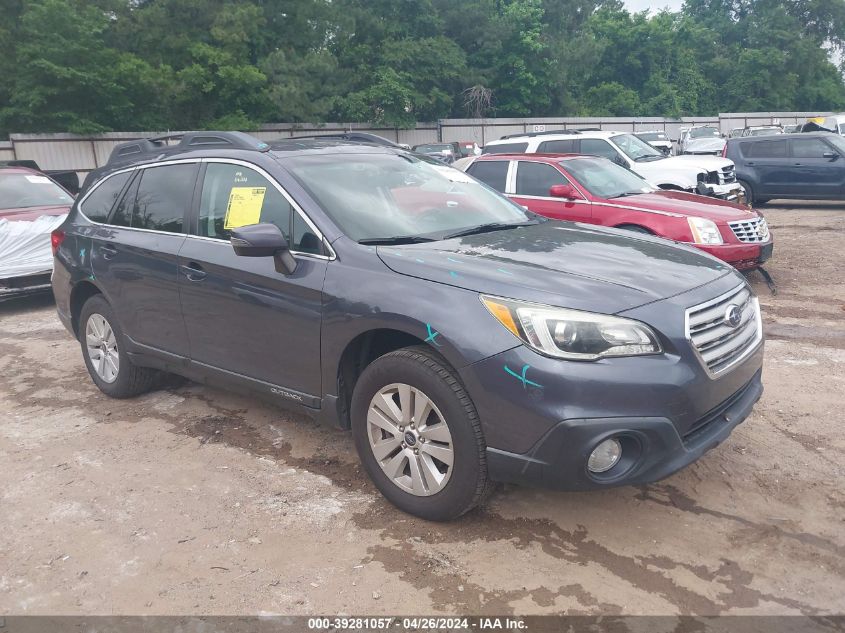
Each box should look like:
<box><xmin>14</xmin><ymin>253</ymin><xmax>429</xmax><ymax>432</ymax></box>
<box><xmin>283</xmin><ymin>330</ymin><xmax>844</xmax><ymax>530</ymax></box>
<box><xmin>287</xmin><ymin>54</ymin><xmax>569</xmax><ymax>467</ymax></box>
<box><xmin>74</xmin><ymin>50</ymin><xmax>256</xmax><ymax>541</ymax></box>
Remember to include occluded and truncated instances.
<box><xmin>90</xmin><ymin>162</ymin><xmax>196</xmax><ymax>357</ymax></box>
<box><xmin>509</xmin><ymin>160</ymin><xmax>592</xmax><ymax>223</ymax></box>
<box><xmin>178</xmin><ymin>160</ymin><xmax>327</xmax><ymax>402</ymax></box>
<box><xmin>787</xmin><ymin>137</ymin><xmax>845</xmax><ymax>198</ymax></box>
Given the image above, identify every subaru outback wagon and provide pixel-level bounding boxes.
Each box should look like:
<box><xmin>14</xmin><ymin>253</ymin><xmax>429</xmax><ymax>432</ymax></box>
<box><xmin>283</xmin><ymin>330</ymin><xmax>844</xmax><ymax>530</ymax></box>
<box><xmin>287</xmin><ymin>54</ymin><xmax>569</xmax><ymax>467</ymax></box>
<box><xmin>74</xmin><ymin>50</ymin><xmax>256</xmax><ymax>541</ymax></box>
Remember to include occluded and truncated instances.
<box><xmin>52</xmin><ymin>132</ymin><xmax>764</xmax><ymax>521</ymax></box>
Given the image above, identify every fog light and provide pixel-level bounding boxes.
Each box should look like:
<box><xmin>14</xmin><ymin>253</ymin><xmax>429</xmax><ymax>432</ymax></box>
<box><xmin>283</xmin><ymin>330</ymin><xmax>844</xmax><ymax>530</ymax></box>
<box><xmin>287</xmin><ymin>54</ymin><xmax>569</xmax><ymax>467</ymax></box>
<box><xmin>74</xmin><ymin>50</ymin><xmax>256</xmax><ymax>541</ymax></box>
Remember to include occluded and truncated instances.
<box><xmin>588</xmin><ymin>438</ymin><xmax>622</xmax><ymax>473</ymax></box>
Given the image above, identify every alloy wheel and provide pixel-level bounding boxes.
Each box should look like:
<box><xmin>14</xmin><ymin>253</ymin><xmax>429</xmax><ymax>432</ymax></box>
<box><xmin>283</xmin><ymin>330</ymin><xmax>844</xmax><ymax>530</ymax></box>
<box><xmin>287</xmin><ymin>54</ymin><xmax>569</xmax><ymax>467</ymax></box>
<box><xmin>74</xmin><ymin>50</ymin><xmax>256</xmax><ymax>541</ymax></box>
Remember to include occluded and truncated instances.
<box><xmin>85</xmin><ymin>313</ymin><xmax>119</xmax><ymax>383</ymax></box>
<box><xmin>366</xmin><ymin>383</ymin><xmax>454</xmax><ymax>496</ymax></box>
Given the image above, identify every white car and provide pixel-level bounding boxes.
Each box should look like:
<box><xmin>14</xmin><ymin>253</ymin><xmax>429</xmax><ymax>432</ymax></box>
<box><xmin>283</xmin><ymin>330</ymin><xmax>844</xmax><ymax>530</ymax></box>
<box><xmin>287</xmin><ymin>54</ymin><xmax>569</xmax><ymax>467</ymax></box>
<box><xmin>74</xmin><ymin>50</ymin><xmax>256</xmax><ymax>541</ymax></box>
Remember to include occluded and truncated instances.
<box><xmin>635</xmin><ymin>130</ymin><xmax>673</xmax><ymax>155</ymax></box>
<box><xmin>482</xmin><ymin>129</ymin><xmax>743</xmax><ymax>200</ymax></box>
<box><xmin>679</xmin><ymin>125</ymin><xmax>722</xmax><ymax>153</ymax></box>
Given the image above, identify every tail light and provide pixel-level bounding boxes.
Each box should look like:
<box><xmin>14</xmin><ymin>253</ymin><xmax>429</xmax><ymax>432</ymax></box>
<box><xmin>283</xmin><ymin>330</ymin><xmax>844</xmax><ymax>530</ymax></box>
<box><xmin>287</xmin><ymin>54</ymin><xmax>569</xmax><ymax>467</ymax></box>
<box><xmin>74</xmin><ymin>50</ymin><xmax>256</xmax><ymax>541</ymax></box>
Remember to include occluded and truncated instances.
<box><xmin>721</xmin><ymin>143</ymin><xmax>727</xmax><ymax>158</ymax></box>
<box><xmin>50</xmin><ymin>229</ymin><xmax>65</xmax><ymax>255</ymax></box>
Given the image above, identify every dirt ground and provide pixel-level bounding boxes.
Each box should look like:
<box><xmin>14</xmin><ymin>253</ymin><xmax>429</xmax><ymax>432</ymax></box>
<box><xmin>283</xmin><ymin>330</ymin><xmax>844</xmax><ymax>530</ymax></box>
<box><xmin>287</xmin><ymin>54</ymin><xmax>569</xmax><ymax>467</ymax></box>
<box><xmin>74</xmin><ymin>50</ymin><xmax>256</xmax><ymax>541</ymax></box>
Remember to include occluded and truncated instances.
<box><xmin>1</xmin><ymin>202</ymin><xmax>844</xmax><ymax>617</ymax></box>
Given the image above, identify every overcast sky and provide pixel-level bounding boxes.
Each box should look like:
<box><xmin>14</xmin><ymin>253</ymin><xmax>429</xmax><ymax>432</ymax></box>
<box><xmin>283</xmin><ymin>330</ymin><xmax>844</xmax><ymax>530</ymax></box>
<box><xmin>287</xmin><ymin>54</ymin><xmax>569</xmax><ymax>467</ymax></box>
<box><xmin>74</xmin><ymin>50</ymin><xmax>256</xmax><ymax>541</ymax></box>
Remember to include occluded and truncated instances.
<box><xmin>624</xmin><ymin>0</ymin><xmax>684</xmax><ymax>12</ymax></box>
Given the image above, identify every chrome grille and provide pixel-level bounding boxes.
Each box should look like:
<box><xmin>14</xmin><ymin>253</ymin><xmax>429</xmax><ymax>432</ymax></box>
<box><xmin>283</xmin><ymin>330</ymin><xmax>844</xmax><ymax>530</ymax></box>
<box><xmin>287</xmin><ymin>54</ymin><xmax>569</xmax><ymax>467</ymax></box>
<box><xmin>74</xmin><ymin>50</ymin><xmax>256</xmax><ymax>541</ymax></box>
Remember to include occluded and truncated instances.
<box><xmin>728</xmin><ymin>217</ymin><xmax>769</xmax><ymax>243</ymax></box>
<box><xmin>686</xmin><ymin>284</ymin><xmax>762</xmax><ymax>376</ymax></box>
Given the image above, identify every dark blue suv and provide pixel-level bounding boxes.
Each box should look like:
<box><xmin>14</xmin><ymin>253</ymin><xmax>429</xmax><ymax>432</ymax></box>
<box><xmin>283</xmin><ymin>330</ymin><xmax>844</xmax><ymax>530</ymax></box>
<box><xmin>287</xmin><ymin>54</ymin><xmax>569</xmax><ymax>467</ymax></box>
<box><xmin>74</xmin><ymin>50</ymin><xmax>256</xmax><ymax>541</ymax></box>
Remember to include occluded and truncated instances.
<box><xmin>51</xmin><ymin>132</ymin><xmax>765</xmax><ymax>520</ymax></box>
<box><xmin>726</xmin><ymin>131</ymin><xmax>845</xmax><ymax>205</ymax></box>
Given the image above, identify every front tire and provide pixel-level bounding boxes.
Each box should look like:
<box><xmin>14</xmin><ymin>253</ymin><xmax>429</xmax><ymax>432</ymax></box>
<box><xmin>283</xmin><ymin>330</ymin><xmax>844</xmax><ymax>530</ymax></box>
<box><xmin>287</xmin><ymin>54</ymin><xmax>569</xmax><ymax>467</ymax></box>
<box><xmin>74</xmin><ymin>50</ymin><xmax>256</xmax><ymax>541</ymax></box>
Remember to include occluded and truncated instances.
<box><xmin>351</xmin><ymin>346</ymin><xmax>492</xmax><ymax>521</ymax></box>
<box><xmin>78</xmin><ymin>295</ymin><xmax>158</xmax><ymax>398</ymax></box>
<box><xmin>738</xmin><ymin>179</ymin><xmax>767</xmax><ymax>206</ymax></box>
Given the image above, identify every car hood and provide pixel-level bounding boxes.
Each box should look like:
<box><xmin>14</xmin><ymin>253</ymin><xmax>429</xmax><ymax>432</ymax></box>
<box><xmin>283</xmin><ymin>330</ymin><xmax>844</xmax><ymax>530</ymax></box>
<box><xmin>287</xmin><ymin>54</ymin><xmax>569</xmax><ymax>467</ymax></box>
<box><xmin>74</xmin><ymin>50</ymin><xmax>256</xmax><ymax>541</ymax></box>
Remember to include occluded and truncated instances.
<box><xmin>670</xmin><ymin>154</ymin><xmax>733</xmax><ymax>171</ymax></box>
<box><xmin>598</xmin><ymin>191</ymin><xmax>757</xmax><ymax>222</ymax></box>
<box><xmin>683</xmin><ymin>138</ymin><xmax>726</xmax><ymax>154</ymax></box>
<box><xmin>375</xmin><ymin>222</ymin><xmax>733</xmax><ymax>314</ymax></box>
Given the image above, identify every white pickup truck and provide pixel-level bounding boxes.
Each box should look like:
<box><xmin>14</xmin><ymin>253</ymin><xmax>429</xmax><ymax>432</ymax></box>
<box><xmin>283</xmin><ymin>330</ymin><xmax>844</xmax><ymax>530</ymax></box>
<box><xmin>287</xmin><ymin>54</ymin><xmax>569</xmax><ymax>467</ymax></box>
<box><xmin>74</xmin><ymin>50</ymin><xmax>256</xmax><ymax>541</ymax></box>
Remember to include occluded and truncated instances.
<box><xmin>482</xmin><ymin>129</ymin><xmax>744</xmax><ymax>201</ymax></box>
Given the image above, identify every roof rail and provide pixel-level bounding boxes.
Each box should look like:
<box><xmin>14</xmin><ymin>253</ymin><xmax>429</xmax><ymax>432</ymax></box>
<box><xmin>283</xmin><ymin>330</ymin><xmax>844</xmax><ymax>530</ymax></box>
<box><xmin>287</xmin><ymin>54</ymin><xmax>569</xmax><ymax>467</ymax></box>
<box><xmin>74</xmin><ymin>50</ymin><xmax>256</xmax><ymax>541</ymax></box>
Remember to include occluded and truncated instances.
<box><xmin>106</xmin><ymin>131</ymin><xmax>270</xmax><ymax>166</ymax></box>
<box><xmin>499</xmin><ymin>129</ymin><xmax>581</xmax><ymax>140</ymax></box>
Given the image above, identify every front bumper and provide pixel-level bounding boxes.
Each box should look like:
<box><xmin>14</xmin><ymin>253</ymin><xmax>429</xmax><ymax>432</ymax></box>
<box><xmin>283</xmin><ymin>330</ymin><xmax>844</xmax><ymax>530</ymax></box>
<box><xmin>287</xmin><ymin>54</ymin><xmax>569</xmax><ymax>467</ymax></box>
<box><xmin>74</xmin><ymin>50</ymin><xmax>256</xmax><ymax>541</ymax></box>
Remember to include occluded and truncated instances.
<box><xmin>699</xmin><ymin>181</ymin><xmax>744</xmax><ymax>202</ymax></box>
<box><xmin>694</xmin><ymin>240</ymin><xmax>773</xmax><ymax>271</ymax></box>
<box><xmin>457</xmin><ymin>274</ymin><xmax>764</xmax><ymax>491</ymax></box>
<box><xmin>484</xmin><ymin>369</ymin><xmax>762</xmax><ymax>490</ymax></box>
<box><xmin>0</xmin><ymin>271</ymin><xmax>53</xmax><ymax>302</ymax></box>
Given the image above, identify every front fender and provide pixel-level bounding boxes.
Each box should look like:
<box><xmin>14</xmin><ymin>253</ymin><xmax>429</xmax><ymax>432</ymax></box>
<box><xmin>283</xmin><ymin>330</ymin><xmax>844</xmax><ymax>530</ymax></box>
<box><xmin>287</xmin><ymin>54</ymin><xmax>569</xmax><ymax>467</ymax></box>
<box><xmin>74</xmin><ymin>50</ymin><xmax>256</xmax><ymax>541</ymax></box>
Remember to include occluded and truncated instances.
<box><xmin>320</xmin><ymin>245</ymin><xmax>521</xmax><ymax>399</ymax></box>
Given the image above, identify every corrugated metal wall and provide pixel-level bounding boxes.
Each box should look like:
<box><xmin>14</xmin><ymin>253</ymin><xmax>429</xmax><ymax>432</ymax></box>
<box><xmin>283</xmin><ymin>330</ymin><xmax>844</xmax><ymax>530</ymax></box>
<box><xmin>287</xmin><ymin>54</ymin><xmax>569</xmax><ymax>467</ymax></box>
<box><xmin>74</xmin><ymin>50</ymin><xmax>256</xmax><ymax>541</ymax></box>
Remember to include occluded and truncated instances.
<box><xmin>3</xmin><ymin>112</ymin><xmax>831</xmax><ymax>175</ymax></box>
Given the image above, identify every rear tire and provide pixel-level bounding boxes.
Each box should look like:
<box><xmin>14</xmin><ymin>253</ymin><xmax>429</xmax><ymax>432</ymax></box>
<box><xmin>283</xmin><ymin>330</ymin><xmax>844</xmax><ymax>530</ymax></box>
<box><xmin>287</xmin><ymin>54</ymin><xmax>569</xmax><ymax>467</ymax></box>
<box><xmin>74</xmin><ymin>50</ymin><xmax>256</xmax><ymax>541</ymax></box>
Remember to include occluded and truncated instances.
<box><xmin>351</xmin><ymin>346</ymin><xmax>493</xmax><ymax>521</ymax></box>
<box><xmin>78</xmin><ymin>295</ymin><xmax>158</xmax><ymax>399</ymax></box>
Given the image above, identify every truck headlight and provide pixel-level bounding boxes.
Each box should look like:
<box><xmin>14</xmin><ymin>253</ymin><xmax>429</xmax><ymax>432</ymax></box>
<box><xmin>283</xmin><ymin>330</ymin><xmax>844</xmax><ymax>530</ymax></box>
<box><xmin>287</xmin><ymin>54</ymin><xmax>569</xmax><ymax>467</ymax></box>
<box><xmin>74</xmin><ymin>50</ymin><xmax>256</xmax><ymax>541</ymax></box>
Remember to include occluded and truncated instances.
<box><xmin>687</xmin><ymin>217</ymin><xmax>723</xmax><ymax>244</ymax></box>
<box><xmin>481</xmin><ymin>295</ymin><xmax>662</xmax><ymax>360</ymax></box>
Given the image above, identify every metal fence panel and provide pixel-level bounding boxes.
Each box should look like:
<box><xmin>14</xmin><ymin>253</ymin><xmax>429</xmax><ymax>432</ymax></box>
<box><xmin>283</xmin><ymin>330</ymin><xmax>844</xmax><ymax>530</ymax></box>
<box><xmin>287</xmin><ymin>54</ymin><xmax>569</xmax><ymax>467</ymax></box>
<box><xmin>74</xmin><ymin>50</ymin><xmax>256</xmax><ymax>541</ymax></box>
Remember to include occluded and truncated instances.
<box><xmin>7</xmin><ymin>112</ymin><xmax>838</xmax><ymax>173</ymax></box>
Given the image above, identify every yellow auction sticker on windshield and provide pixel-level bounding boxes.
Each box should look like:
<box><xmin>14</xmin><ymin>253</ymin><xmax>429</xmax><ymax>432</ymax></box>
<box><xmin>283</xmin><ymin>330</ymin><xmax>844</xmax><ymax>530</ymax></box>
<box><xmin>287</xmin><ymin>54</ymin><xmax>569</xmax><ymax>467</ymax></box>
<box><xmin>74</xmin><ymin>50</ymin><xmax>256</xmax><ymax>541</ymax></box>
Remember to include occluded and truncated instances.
<box><xmin>224</xmin><ymin>187</ymin><xmax>266</xmax><ymax>229</ymax></box>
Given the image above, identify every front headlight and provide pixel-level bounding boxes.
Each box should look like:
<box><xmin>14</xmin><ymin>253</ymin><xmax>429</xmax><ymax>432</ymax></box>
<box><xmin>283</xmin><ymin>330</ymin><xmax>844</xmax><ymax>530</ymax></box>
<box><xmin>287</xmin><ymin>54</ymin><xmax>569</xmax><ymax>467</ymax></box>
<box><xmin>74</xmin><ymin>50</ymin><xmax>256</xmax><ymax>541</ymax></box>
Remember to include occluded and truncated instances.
<box><xmin>481</xmin><ymin>295</ymin><xmax>662</xmax><ymax>360</ymax></box>
<box><xmin>687</xmin><ymin>217</ymin><xmax>723</xmax><ymax>244</ymax></box>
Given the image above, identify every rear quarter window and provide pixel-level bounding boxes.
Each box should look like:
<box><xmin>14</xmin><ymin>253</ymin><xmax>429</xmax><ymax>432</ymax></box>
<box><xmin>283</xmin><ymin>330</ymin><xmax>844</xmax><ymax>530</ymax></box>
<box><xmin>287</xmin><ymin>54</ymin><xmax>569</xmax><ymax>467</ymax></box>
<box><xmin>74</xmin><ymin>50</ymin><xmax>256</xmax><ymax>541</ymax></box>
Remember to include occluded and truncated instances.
<box><xmin>79</xmin><ymin>172</ymin><xmax>131</xmax><ymax>222</ymax></box>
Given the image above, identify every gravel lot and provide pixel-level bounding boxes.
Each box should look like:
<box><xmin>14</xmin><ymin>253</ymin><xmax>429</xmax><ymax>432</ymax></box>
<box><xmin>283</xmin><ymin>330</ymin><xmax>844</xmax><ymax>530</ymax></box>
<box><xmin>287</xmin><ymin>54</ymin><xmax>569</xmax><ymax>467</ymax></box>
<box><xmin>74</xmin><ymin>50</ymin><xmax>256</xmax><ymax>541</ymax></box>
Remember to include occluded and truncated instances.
<box><xmin>1</xmin><ymin>202</ymin><xmax>843</xmax><ymax>616</ymax></box>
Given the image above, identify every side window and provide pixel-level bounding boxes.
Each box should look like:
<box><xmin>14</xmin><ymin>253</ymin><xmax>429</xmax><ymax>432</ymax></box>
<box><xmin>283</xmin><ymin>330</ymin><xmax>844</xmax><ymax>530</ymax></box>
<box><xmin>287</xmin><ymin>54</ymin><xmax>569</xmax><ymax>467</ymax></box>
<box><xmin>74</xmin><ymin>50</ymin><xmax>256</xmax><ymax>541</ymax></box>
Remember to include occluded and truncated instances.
<box><xmin>109</xmin><ymin>172</ymin><xmax>139</xmax><ymax>227</ymax></box>
<box><xmin>481</xmin><ymin>142</ymin><xmax>528</xmax><ymax>155</ymax></box>
<box><xmin>747</xmin><ymin>140</ymin><xmax>788</xmax><ymax>158</ymax></box>
<box><xmin>80</xmin><ymin>172</ymin><xmax>131</xmax><ymax>222</ymax></box>
<box><xmin>515</xmin><ymin>162</ymin><xmax>569</xmax><ymax>197</ymax></box>
<box><xmin>111</xmin><ymin>164</ymin><xmax>194</xmax><ymax>232</ymax></box>
<box><xmin>791</xmin><ymin>138</ymin><xmax>831</xmax><ymax>158</ymax></box>
<box><xmin>199</xmin><ymin>163</ymin><xmax>292</xmax><ymax>242</ymax></box>
<box><xmin>538</xmin><ymin>139</ymin><xmax>575</xmax><ymax>153</ymax></box>
<box><xmin>467</xmin><ymin>160</ymin><xmax>509</xmax><ymax>192</ymax></box>
<box><xmin>292</xmin><ymin>212</ymin><xmax>322</xmax><ymax>255</ymax></box>
<box><xmin>579</xmin><ymin>139</ymin><xmax>619</xmax><ymax>161</ymax></box>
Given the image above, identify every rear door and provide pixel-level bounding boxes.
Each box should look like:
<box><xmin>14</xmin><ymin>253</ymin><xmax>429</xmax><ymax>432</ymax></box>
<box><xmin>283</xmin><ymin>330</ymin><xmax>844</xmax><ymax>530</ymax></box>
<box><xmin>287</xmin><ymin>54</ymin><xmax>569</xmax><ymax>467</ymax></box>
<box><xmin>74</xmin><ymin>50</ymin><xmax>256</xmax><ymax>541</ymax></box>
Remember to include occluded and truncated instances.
<box><xmin>178</xmin><ymin>159</ymin><xmax>328</xmax><ymax>403</ymax></box>
<box><xmin>787</xmin><ymin>137</ymin><xmax>845</xmax><ymax>198</ymax></box>
<box><xmin>90</xmin><ymin>162</ymin><xmax>196</xmax><ymax>357</ymax></box>
<box><xmin>742</xmin><ymin>139</ymin><xmax>790</xmax><ymax>197</ymax></box>
<box><xmin>510</xmin><ymin>161</ymin><xmax>592</xmax><ymax>222</ymax></box>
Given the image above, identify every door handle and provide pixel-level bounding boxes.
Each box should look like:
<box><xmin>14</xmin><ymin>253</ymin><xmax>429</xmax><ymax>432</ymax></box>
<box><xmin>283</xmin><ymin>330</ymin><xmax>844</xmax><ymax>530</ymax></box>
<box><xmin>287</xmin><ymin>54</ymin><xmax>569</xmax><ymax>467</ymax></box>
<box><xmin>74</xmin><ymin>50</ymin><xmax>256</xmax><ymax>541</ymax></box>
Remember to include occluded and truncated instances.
<box><xmin>181</xmin><ymin>262</ymin><xmax>207</xmax><ymax>282</ymax></box>
<box><xmin>100</xmin><ymin>244</ymin><xmax>118</xmax><ymax>260</ymax></box>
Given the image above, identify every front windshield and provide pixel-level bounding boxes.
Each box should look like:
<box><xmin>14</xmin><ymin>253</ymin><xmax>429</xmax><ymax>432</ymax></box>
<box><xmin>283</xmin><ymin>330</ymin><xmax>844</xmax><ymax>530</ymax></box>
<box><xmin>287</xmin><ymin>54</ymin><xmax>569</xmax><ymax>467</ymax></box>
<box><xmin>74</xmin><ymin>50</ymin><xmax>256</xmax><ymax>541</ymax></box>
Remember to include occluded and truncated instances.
<box><xmin>825</xmin><ymin>134</ymin><xmax>845</xmax><ymax>153</ymax></box>
<box><xmin>612</xmin><ymin>134</ymin><xmax>663</xmax><ymax>161</ymax></box>
<box><xmin>562</xmin><ymin>157</ymin><xmax>654</xmax><ymax>199</ymax></box>
<box><xmin>285</xmin><ymin>153</ymin><xmax>533</xmax><ymax>242</ymax></box>
<box><xmin>690</xmin><ymin>127</ymin><xmax>720</xmax><ymax>139</ymax></box>
<box><xmin>0</xmin><ymin>173</ymin><xmax>73</xmax><ymax>210</ymax></box>
<box><xmin>638</xmin><ymin>132</ymin><xmax>667</xmax><ymax>141</ymax></box>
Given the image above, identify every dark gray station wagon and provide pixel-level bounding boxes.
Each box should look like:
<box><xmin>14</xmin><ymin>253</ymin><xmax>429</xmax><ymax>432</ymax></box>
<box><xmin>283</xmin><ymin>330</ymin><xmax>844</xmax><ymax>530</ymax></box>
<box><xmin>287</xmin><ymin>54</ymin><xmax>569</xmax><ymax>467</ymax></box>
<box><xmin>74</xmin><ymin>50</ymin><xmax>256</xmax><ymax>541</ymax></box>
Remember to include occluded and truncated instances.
<box><xmin>52</xmin><ymin>132</ymin><xmax>764</xmax><ymax>520</ymax></box>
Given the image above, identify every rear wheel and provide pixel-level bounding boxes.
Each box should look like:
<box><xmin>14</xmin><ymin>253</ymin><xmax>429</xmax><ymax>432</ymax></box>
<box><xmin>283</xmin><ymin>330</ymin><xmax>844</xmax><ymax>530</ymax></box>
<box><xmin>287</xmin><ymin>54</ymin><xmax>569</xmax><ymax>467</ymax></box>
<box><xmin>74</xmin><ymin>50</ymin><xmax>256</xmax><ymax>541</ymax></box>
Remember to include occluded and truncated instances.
<box><xmin>351</xmin><ymin>346</ymin><xmax>492</xmax><ymax>521</ymax></box>
<box><xmin>79</xmin><ymin>295</ymin><xmax>158</xmax><ymax>398</ymax></box>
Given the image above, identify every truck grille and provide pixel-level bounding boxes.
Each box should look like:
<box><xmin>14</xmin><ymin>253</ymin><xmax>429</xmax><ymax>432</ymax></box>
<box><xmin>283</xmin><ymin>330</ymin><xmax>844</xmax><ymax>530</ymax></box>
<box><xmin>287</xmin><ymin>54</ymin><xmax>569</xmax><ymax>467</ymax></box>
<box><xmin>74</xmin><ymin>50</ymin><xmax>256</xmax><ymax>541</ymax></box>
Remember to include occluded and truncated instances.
<box><xmin>705</xmin><ymin>165</ymin><xmax>737</xmax><ymax>185</ymax></box>
<box><xmin>728</xmin><ymin>217</ymin><xmax>769</xmax><ymax>243</ymax></box>
<box><xmin>686</xmin><ymin>284</ymin><xmax>762</xmax><ymax>376</ymax></box>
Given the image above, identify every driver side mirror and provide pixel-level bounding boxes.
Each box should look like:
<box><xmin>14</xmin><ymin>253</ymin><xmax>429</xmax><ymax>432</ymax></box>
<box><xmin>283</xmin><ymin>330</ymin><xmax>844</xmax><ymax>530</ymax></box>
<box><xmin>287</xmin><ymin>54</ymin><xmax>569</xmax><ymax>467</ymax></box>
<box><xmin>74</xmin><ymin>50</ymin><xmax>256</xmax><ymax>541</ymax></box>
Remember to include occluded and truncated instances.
<box><xmin>230</xmin><ymin>223</ymin><xmax>297</xmax><ymax>275</ymax></box>
<box><xmin>823</xmin><ymin>151</ymin><xmax>839</xmax><ymax>160</ymax></box>
<box><xmin>549</xmin><ymin>184</ymin><xmax>581</xmax><ymax>200</ymax></box>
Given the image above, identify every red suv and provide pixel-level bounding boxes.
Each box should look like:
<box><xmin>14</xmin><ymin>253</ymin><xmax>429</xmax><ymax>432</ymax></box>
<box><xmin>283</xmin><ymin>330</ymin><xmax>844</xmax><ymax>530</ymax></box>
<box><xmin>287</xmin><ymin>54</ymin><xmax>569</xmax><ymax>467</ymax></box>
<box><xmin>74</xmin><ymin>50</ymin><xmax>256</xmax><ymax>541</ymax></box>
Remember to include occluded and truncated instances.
<box><xmin>463</xmin><ymin>154</ymin><xmax>773</xmax><ymax>270</ymax></box>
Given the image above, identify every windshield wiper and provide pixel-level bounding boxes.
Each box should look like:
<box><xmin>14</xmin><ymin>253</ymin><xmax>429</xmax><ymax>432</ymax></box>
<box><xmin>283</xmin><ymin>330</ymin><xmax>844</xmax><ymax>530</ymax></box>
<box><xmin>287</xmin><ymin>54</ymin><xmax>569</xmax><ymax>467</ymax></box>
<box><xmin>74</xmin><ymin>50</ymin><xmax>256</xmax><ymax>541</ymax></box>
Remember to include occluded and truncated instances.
<box><xmin>358</xmin><ymin>236</ymin><xmax>437</xmax><ymax>246</ymax></box>
<box><xmin>610</xmin><ymin>191</ymin><xmax>645</xmax><ymax>199</ymax></box>
<box><xmin>633</xmin><ymin>154</ymin><xmax>663</xmax><ymax>162</ymax></box>
<box><xmin>442</xmin><ymin>220</ymin><xmax>538</xmax><ymax>240</ymax></box>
